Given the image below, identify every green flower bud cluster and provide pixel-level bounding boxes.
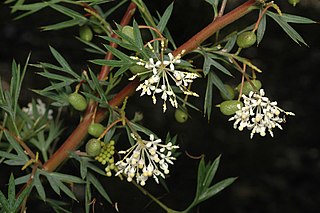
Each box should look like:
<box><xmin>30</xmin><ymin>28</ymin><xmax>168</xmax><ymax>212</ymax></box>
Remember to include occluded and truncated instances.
<box><xmin>94</xmin><ymin>140</ymin><xmax>116</xmax><ymax>177</ymax></box>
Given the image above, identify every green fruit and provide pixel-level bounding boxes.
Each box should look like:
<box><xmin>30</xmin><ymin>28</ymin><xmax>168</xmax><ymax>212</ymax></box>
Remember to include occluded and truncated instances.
<box><xmin>92</xmin><ymin>25</ymin><xmax>103</xmax><ymax>34</ymax></box>
<box><xmin>90</xmin><ymin>16</ymin><xmax>104</xmax><ymax>34</ymax></box>
<box><xmin>129</xmin><ymin>65</ymin><xmax>147</xmax><ymax>74</ymax></box>
<box><xmin>68</xmin><ymin>93</ymin><xmax>87</xmax><ymax>111</ymax></box>
<box><xmin>175</xmin><ymin>108</ymin><xmax>188</xmax><ymax>123</ymax></box>
<box><xmin>220</xmin><ymin>84</ymin><xmax>235</xmax><ymax>100</ymax></box>
<box><xmin>288</xmin><ymin>0</ymin><xmax>300</xmax><ymax>6</ymax></box>
<box><xmin>237</xmin><ymin>80</ymin><xmax>262</xmax><ymax>96</ymax></box>
<box><xmin>219</xmin><ymin>100</ymin><xmax>243</xmax><ymax>116</ymax></box>
<box><xmin>88</xmin><ymin>123</ymin><xmax>105</xmax><ymax>137</ymax></box>
<box><xmin>86</xmin><ymin>139</ymin><xmax>101</xmax><ymax>157</ymax></box>
<box><xmin>236</xmin><ymin>31</ymin><xmax>257</xmax><ymax>48</ymax></box>
<box><xmin>79</xmin><ymin>25</ymin><xmax>93</xmax><ymax>42</ymax></box>
<box><xmin>122</xmin><ymin>26</ymin><xmax>134</xmax><ymax>43</ymax></box>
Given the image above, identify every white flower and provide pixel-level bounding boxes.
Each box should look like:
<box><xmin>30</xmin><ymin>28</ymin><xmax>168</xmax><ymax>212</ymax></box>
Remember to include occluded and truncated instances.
<box><xmin>115</xmin><ymin>133</ymin><xmax>179</xmax><ymax>186</ymax></box>
<box><xmin>229</xmin><ymin>89</ymin><xmax>295</xmax><ymax>138</ymax></box>
<box><xmin>22</xmin><ymin>99</ymin><xmax>53</xmax><ymax>120</ymax></box>
<box><xmin>129</xmin><ymin>42</ymin><xmax>199</xmax><ymax>112</ymax></box>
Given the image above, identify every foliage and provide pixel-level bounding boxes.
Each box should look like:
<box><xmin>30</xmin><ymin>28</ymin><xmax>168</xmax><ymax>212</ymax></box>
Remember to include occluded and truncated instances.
<box><xmin>0</xmin><ymin>0</ymin><xmax>316</xmax><ymax>212</ymax></box>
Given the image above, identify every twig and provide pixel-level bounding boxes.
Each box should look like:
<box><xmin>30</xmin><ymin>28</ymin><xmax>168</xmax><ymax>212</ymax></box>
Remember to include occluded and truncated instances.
<box><xmin>0</xmin><ymin>125</ymin><xmax>41</xmax><ymax>166</ymax></box>
<box><xmin>172</xmin><ymin>0</ymin><xmax>256</xmax><ymax>57</ymax></box>
<box><xmin>98</xmin><ymin>2</ymin><xmax>137</xmax><ymax>81</ymax></box>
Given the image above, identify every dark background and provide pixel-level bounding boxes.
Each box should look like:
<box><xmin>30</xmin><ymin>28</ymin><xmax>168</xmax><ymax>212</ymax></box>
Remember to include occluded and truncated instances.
<box><xmin>1</xmin><ymin>1</ymin><xmax>320</xmax><ymax>213</ymax></box>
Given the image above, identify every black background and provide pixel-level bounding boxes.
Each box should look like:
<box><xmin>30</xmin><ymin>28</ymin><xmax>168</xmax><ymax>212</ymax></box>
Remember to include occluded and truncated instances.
<box><xmin>1</xmin><ymin>1</ymin><xmax>320</xmax><ymax>213</ymax></box>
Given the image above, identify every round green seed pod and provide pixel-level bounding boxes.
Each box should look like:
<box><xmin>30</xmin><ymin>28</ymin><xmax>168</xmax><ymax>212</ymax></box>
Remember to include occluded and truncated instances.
<box><xmin>288</xmin><ymin>0</ymin><xmax>300</xmax><ymax>6</ymax></box>
<box><xmin>68</xmin><ymin>93</ymin><xmax>88</xmax><ymax>111</ymax></box>
<box><xmin>89</xmin><ymin>16</ymin><xmax>104</xmax><ymax>34</ymax></box>
<box><xmin>79</xmin><ymin>25</ymin><xmax>93</xmax><ymax>42</ymax></box>
<box><xmin>220</xmin><ymin>84</ymin><xmax>235</xmax><ymax>100</ymax></box>
<box><xmin>219</xmin><ymin>100</ymin><xmax>243</xmax><ymax>116</ymax></box>
<box><xmin>88</xmin><ymin>123</ymin><xmax>105</xmax><ymax>138</ymax></box>
<box><xmin>174</xmin><ymin>108</ymin><xmax>188</xmax><ymax>123</ymax></box>
<box><xmin>86</xmin><ymin>139</ymin><xmax>101</xmax><ymax>157</ymax></box>
<box><xmin>236</xmin><ymin>31</ymin><xmax>257</xmax><ymax>48</ymax></box>
<box><xmin>237</xmin><ymin>80</ymin><xmax>262</xmax><ymax>96</ymax></box>
<box><xmin>129</xmin><ymin>65</ymin><xmax>147</xmax><ymax>74</ymax></box>
<box><xmin>121</xmin><ymin>25</ymin><xmax>134</xmax><ymax>43</ymax></box>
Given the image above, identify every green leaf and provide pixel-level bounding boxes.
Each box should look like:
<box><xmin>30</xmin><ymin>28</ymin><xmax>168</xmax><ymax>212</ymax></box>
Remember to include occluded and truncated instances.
<box><xmin>40</xmin><ymin>80</ymin><xmax>75</xmax><ymax>92</ymax></box>
<box><xmin>46</xmin><ymin>175</ymin><xmax>61</xmax><ymax>195</ymax></box>
<box><xmin>37</xmin><ymin>70</ymin><xmax>76</xmax><ymax>82</ymax></box>
<box><xmin>222</xmin><ymin>33</ymin><xmax>237</xmax><ymax>52</ymax></box>
<box><xmin>257</xmin><ymin>11</ymin><xmax>266</xmax><ymax>45</ymax></box>
<box><xmin>11</xmin><ymin>0</ymin><xmax>25</xmax><ymax>12</ymax></box>
<box><xmin>8</xmin><ymin>174</ymin><xmax>16</xmax><ymax>207</ymax></box>
<box><xmin>76</xmin><ymin>37</ymin><xmax>106</xmax><ymax>54</ymax></box>
<box><xmin>204</xmin><ymin>73</ymin><xmax>213</xmax><ymax>120</ymax></box>
<box><xmin>4</xmin><ymin>131</ymin><xmax>28</xmax><ymax>162</ymax></box>
<box><xmin>34</xmin><ymin>171</ymin><xmax>46</xmax><ymax>201</ymax></box>
<box><xmin>281</xmin><ymin>13</ymin><xmax>316</xmax><ymax>24</ymax></box>
<box><xmin>85</xmin><ymin>180</ymin><xmax>91</xmax><ymax>213</ymax></box>
<box><xmin>157</xmin><ymin>2</ymin><xmax>174</xmax><ymax>33</ymax></box>
<box><xmin>133</xmin><ymin>20</ymin><xmax>144</xmax><ymax>52</ymax></box>
<box><xmin>103</xmin><ymin>109</ymin><xmax>117</xmax><ymax>143</ymax></box>
<box><xmin>100</xmin><ymin>34</ymin><xmax>140</xmax><ymax>53</ymax></box>
<box><xmin>91</xmin><ymin>59</ymin><xmax>127</xmax><ymax>67</ymax></box>
<box><xmin>48</xmin><ymin>2</ymin><xmax>86</xmax><ymax>20</ymax></box>
<box><xmin>10</xmin><ymin>0</ymin><xmax>61</xmax><ymax>19</ymax></box>
<box><xmin>88</xmin><ymin>68</ymin><xmax>108</xmax><ymax>102</ymax></box>
<box><xmin>14</xmin><ymin>184</ymin><xmax>31</xmax><ymax>211</ymax></box>
<box><xmin>0</xmin><ymin>151</ymin><xmax>21</xmax><ymax>161</ymax></box>
<box><xmin>198</xmin><ymin>177</ymin><xmax>237</xmax><ymax>203</ymax></box>
<box><xmin>49</xmin><ymin>46</ymin><xmax>80</xmax><ymax>79</ymax></box>
<box><xmin>0</xmin><ymin>190</ymin><xmax>10</xmax><ymax>212</ymax></box>
<box><xmin>266</xmin><ymin>11</ymin><xmax>308</xmax><ymax>46</ymax></box>
<box><xmin>203</xmin><ymin>52</ymin><xmax>232</xmax><ymax>76</ymax></box>
<box><xmin>42</xmin><ymin>19</ymin><xmax>82</xmax><ymax>31</ymax></box>
<box><xmin>103</xmin><ymin>44</ymin><xmax>131</xmax><ymax>62</ymax></box>
<box><xmin>87</xmin><ymin>172</ymin><xmax>112</xmax><ymax>204</ymax></box>
<box><xmin>56</xmin><ymin>180</ymin><xmax>78</xmax><ymax>201</ymax></box>
<box><xmin>14</xmin><ymin>174</ymin><xmax>31</xmax><ymax>185</ymax></box>
<box><xmin>202</xmin><ymin>155</ymin><xmax>221</xmax><ymax>189</ymax></box>
<box><xmin>196</xmin><ymin>158</ymin><xmax>206</xmax><ymax>196</ymax></box>
<box><xmin>205</xmin><ymin>0</ymin><xmax>219</xmax><ymax>7</ymax></box>
<box><xmin>128</xmin><ymin>121</ymin><xmax>157</xmax><ymax>138</ymax></box>
<box><xmin>48</xmin><ymin>172</ymin><xmax>85</xmax><ymax>184</ymax></box>
<box><xmin>104</xmin><ymin>0</ymin><xmax>127</xmax><ymax>18</ymax></box>
<box><xmin>46</xmin><ymin>198</ymin><xmax>72</xmax><ymax>213</ymax></box>
<box><xmin>114</xmin><ymin>63</ymin><xmax>131</xmax><ymax>77</ymax></box>
<box><xmin>210</xmin><ymin>72</ymin><xmax>232</xmax><ymax>98</ymax></box>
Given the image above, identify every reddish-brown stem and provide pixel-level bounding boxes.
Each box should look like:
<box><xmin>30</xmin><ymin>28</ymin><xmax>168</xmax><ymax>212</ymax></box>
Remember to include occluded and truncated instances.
<box><xmin>98</xmin><ymin>2</ymin><xmax>137</xmax><ymax>81</ymax></box>
<box><xmin>172</xmin><ymin>0</ymin><xmax>256</xmax><ymax>57</ymax></box>
<box><xmin>253</xmin><ymin>3</ymin><xmax>273</xmax><ymax>32</ymax></box>
<box><xmin>43</xmin><ymin>3</ymin><xmax>137</xmax><ymax>172</ymax></box>
<box><xmin>43</xmin><ymin>79</ymin><xmax>139</xmax><ymax>171</ymax></box>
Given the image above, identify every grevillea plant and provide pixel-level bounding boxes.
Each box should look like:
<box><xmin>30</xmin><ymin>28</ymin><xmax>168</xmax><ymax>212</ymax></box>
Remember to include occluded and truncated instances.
<box><xmin>0</xmin><ymin>0</ymin><xmax>316</xmax><ymax>212</ymax></box>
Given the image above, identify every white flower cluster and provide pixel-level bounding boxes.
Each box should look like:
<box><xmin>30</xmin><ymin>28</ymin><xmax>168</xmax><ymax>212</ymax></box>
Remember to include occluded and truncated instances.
<box><xmin>130</xmin><ymin>44</ymin><xmax>199</xmax><ymax>112</ymax></box>
<box><xmin>115</xmin><ymin>133</ymin><xmax>178</xmax><ymax>186</ymax></box>
<box><xmin>229</xmin><ymin>89</ymin><xmax>294</xmax><ymax>138</ymax></box>
<box><xmin>22</xmin><ymin>99</ymin><xmax>53</xmax><ymax>120</ymax></box>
